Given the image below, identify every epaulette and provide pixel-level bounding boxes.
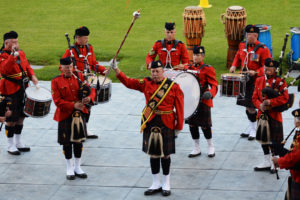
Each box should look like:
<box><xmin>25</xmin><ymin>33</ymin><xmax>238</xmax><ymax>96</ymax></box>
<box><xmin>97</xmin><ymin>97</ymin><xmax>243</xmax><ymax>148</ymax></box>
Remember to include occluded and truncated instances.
<box><xmin>156</xmin><ymin>40</ymin><xmax>162</xmax><ymax>43</ymax></box>
<box><xmin>51</xmin><ymin>75</ymin><xmax>61</xmax><ymax>80</ymax></box>
<box><xmin>178</xmin><ymin>40</ymin><xmax>183</xmax><ymax>44</ymax></box>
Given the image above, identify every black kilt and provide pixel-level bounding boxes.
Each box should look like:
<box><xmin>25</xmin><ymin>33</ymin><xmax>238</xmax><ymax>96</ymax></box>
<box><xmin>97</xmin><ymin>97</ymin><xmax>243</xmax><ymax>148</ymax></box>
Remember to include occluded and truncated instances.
<box><xmin>185</xmin><ymin>103</ymin><xmax>212</xmax><ymax>127</ymax></box>
<box><xmin>58</xmin><ymin>114</ymin><xmax>87</xmax><ymax>145</ymax></box>
<box><xmin>5</xmin><ymin>89</ymin><xmax>27</xmax><ymax>122</ymax></box>
<box><xmin>269</xmin><ymin>116</ymin><xmax>283</xmax><ymax>144</ymax></box>
<box><xmin>142</xmin><ymin>115</ymin><xmax>175</xmax><ymax>156</ymax></box>
<box><xmin>237</xmin><ymin>76</ymin><xmax>256</xmax><ymax>108</ymax></box>
<box><xmin>286</xmin><ymin>176</ymin><xmax>300</xmax><ymax>200</ymax></box>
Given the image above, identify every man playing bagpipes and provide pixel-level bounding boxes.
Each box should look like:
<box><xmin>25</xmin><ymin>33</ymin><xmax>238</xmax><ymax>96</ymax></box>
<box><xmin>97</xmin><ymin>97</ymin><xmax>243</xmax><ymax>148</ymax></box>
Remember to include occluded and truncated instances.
<box><xmin>272</xmin><ymin>108</ymin><xmax>300</xmax><ymax>200</ymax></box>
<box><xmin>51</xmin><ymin>57</ymin><xmax>95</xmax><ymax>180</ymax></box>
<box><xmin>61</xmin><ymin>26</ymin><xmax>107</xmax><ymax>139</ymax></box>
<box><xmin>0</xmin><ymin>31</ymin><xmax>39</xmax><ymax>155</ymax></box>
<box><xmin>146</xmin><ymin>22</ymin><xmax>189</xmax><ymax>70</ymax></box>
<box><xmin>230</xmin><ymin>25</ymin><xmax>271</xmax><ymax>140</ymax></box>
<box><xmin>252</xmin><ymin>58</ymin><xmax>289</xmax><ymax>172</ymax></box>
<box><xmin>185</xmin><ymin>46</ymin><xmax>218</xmax><ymax>158</ymax></box>
<box><xmin>111</xmin><ymin>60</ymin><xmax>184</xmax><ymax>196</ymax></box>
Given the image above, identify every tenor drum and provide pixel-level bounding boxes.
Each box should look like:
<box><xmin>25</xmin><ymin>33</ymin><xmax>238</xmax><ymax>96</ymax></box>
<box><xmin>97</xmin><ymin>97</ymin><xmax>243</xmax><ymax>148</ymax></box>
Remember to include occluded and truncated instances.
<box><xmin>256</xmin><ymin>24</ymin><xmax>273</xmax><ymax>57</ymax></box>
<box><xmin>291</xmin><ymin>27</ymin><xmax>300</xmax><ymax>62</ymax></box>
<box><xmin>173</xmin><ymin>72</ymin><xmax>201</xmax><ymax>120</ymax></box>
<box><xmin>183</xmin><ymin>6</ymin><xmax>206</xmax><ymax>62</ymax></box>
<box><xmin>24</xmin><ymin>86</ymin><xmax>52</xmax><ymax>117</ymax></box>
<box><xmin>221</xmin><ymin>73</ymin><xmax>246</xmax><ymax>97</ymax></box>
<box><xmin>221</xmin><ymin>6</ymin><xmax>247</xmax><ymax>68</ymax></box>
<box><xmin>88</xmin><ymin>75</ymin><xmax>112</xmax><ymax>103</ymax></box>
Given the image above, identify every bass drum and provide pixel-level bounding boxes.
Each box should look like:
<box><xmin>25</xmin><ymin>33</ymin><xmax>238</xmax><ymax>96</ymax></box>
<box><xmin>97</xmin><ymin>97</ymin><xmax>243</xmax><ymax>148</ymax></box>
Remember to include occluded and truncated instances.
<box><xmin>173</xmin><ymin>72</ymin><xmax>201</xmax><ymax>120</ymax></box>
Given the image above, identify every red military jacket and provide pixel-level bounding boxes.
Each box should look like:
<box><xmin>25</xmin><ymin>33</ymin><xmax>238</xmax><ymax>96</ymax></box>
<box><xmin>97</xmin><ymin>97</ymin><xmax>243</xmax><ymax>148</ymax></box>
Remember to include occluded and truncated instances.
<box><xmin>146</xmin><ymin>39</ymin><xmax>189</xmax><ymax>69</ymax></box>
<box><xmin>0</xmin><ymin>49</ymin><xmax>35</xmax><ymax>95</ymax></box>
<box><xmin>51</xmin><ymin>72</ymin><xmax>95</xmax><ymax>122</ymax></box>
<box><xmin>61</xmin><ymin>43</ymin><xmax>106</xmax><ymax>74</ymax></box>
<box><xmin>186</xmin><ymin>62</ymin><xmax>218</xmax><ymax>107</ymax></box>
<box><xmin>232</xmin><ymin>41</ymin><xmax>271</xmax><ymax>79</ymax></box>
<box><xmin>278</xmin><ymin>130</ymin><xmax>300</xmax><ymax>183</ymax></box>
<box><xmin>252</xmin><ymin>75</ymin><xmax>289</xmax><ymax>122</ymax></box>
<box><xmin>116</xmin><ymin>71</ymin><xmax>184</xmax><ymax>130</ymax></box>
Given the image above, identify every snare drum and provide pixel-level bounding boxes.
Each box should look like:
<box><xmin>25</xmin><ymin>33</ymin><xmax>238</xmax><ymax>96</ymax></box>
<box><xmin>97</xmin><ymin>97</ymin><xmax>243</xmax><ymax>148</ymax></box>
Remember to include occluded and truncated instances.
<box><xmin>88</xmin><ymin>75</ymin><xmax>112</xmax><ymax>103</ymax></box>
<box><xmin>173</xmin><ymin>71</ymin><xmax>201</xmax><ymax>120</ymax></box>
<box><xmin>256</xmin><ymin>24</ymin><xmax>273</xmax><ymax>57</ymax></box>
<box><xmin>221</xmin><ymin>73</ymin><xmax>246</xmax><ymax>97</ymax></box>
<box><xmin>291</xmin><ymin>27</ymin><xmax>300</xmax><ymax>62</ymax></box>
<box><xmin>24</xmin><ymin>86</ymin><xmax>52</xmax><ymax>117</ymax></box>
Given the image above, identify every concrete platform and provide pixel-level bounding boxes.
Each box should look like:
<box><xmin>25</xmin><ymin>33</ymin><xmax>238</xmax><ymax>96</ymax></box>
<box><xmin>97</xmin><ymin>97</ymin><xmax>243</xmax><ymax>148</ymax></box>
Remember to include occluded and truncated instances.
<box><xmin>0</xmin><ymin>81</ymin><xmax>298</xmax><ymax>200</ymax></box>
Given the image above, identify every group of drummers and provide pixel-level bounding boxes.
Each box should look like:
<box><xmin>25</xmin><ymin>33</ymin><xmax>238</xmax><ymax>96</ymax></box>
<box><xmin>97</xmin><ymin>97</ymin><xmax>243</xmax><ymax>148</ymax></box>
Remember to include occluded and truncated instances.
<box><xmin>0</xmin><ymin>21</ymin><xmax>299</xmax><ymax>199</ymax></box>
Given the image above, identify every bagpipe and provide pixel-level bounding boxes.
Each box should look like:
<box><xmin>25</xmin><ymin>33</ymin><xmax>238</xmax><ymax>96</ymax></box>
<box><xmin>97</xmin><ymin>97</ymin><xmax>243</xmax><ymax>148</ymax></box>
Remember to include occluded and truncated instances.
<box><xmin>261</xmin><ymin>33</ymin><xmax>299</xmax><ymax>112</ymax></box>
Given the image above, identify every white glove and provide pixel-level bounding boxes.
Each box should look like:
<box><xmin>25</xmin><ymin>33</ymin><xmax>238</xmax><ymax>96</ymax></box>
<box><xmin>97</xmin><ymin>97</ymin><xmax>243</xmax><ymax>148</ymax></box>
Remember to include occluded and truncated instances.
<box><xmin>11</xmin><ymin>51</ymin><xmax>19</xmax><ymax>57</ymax></box>
<box><xmin>133</xmin><ymin>11</ymin><xmax>141</xmax><ymax>18</ymax></box>
<box><xmin>175</xmin><ymin>129</ymin><xmax>180</xmax><ymax>136</ymax></box>
<box><xmin>109</xmin><ymin>59</ymin><xmax>118</xmax><ymax>70</ymax></box>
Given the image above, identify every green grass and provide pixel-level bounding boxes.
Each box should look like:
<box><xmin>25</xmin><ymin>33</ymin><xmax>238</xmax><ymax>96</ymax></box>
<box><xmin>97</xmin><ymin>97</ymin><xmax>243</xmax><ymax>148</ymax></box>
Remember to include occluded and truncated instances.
<box><xmin>1</xmin><ymin>0</ymin><xmax>300</xmax><ymax>82</ymax></box>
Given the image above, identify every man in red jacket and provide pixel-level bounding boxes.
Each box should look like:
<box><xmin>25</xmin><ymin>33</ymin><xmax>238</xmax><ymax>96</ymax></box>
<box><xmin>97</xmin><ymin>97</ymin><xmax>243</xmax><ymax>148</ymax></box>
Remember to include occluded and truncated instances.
<box><xmin>186</xmin><ymin>46</ymin><xmax>218</xmax><ymax>158</ymax></box>
<box><xmin>230</xmin><ymin>25</ymin><xmax>271</xmax><ymax>140</ymax></box>
<box><xmin>51</xmin><ymin>57</ymin><xmax>95</xmax><ymax>180</ymax></box>
<box><xmin>273</xmin><ymin>108</ymin><xmax>300</xmax><ymax>200</ymax></box>
<box><xmin>146</xmin><ymin>22</ymin><xmax>189</xmax><ymax>70</ymax></box>
<box><xmin>0</xmin><ymin>31</ymin><xmax>38</xmax><ymax>155</ymax></box>
<box><xmin>111</xmin><ymin>60</ymin><xmax>184</xmax><ymax>197</ymax></box>
<box><xmin>61</xmin><ymin>26</ymin><xmax>107</xmax><ymax>139</ymax></box>
<box><xmin>252</xmin><ymin>58</ymin><xmax>288</xmax><ymax>172</ymax></box>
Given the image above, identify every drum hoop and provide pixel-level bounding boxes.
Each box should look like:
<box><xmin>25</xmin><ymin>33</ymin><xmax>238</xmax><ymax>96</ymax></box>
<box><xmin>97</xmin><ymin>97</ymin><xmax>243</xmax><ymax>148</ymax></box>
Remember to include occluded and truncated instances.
<box><xmin>175</xmin><ymin>72</ymin><xmax>202</xmax><ymax>120</ymax></box>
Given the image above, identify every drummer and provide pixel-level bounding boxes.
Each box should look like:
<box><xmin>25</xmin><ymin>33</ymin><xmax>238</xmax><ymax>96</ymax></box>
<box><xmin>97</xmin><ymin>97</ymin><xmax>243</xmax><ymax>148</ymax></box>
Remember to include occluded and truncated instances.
<box><xmin>61</xmin><ymin>26</ymin><xmax>107</xmax><ymax>139</ymax></box>
<box><xmin>186</xmin><ymin>46</ymin><xmax>218</xmax><ymax>158</ymax></box>
<box><xmin>146</xmin><ymin>22</ymin><xmax>189</xmax><ymax>70</ymax></box>
<box><xmin>0</xmin><ymin>31</ymin><xmax>39</xmax><ymax>155</ymax></box>
<box><xmin>52</xmin><ymin>57</ymin><xmax>95</xmax><ymax>180</ymax></box>
<box><xmin>230</xmin><ymin>24</ymin><xmax>271</xmax><ymax>140</ymax></box>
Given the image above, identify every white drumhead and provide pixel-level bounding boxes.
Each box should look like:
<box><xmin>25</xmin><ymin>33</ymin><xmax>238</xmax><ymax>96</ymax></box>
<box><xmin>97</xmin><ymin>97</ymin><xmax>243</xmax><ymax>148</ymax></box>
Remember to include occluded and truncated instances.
<box><xmin>228</xmin><ymin>6</ymin><xmax>243</xmax><ymax>10</ymax></box>
<box><xmin>174</xmin><ymin>72</ymin><xmax>200</xmax><ymax>119</ymax></box>
<box><xmin>291</xmin><ymin>27</ymin><xmax>300</xmax><ymax>34</ymax></box>
<box><xmin>25</xmin><ymin>86</ymin><xmax>52</xmax><ymax>101</ymax></box>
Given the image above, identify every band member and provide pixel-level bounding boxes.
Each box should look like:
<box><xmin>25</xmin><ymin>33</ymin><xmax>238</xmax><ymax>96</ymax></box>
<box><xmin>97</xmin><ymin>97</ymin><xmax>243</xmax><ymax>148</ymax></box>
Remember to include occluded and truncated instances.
<box><xmin>230</xmin><ymin>24</ymin><xmax>271</xmax><ymax>140</ymax></box>
<box><xmin>272</xmin><ymin>108</ymin><xmax>300</xmax><ymax>200</ymax></box>
<box><xmin>52</xmin><ymin>57</ymin><xmax>95</xmax><ymax>180</ymax></box>
<box><xmin>0</xmin><ymin>31</ymin><xmax>39</xmax><ymax>155</ymax></box>
<box><xmin>252</xmin><ymin>58</ymin><xmax>288</xmax><ymax>172</ymax></box>
<box><xmin>61</xmin><ymin>26</ymin><xmax>107</xmax><ymax>139</ymax></box>
<box><xmin>186</xmin><ymin>46</ymin><xmax>218</xmax><ymax>158</ymax></box>
<box><xmin>111</xmin><ymin>60</ymin><xmax>184</xmax><ymax>196</ymax></box>
<box><xmin>146</xmin><ymin>22</ymin><xmax>189</xmax><ymax>70</ymax></box>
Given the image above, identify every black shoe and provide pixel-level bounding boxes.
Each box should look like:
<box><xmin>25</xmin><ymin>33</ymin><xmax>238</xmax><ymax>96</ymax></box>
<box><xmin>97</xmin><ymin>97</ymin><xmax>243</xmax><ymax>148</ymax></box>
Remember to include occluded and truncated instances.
<box><xmin>17</xmin><ymin>147</ymin><xmax>30</xmax><ymax>152</ymax></box>
<box><xmin>188</xmin><ymin>152</ymin><xmax>201</xmax><ymax>158</ymax></box>
<box><xmin>240</xmin><ymin>133</ymin><xmax>249</xmax><ymax>138</ymax></box>
<box><xmin>7</xmin><ymin>150</ymin><xmax>20</xmax><ymax>155</ymax></box>
<box><xmin>144</xmin><ymin>187</ymin><xmax>162</xmax><ymax>196</ymax></box>
<box><xmin>208</xmin><ymin>153</ymin><xmax>215</xmax><ymax>158</ymax></box>
<box><xmin>162</xmin><ymin>190</ymin><xmax>171</xmax><ymax>196</ymax></box>
<box><xmin>66</xmin><ymin>175</ymin><xmax>75</xmax><ymax>180</ymax></box>
<box><xmin>254</xmin><ymin>166</ymin><xmax>271</xmax><ymax>171</ymax></box>
<box><xmin>75</xmin><ymin>172</ymin><xmax>88</xmax><ymax>178</ymax></box>
<box><xmin>248</xmin><ymin>136</ymin><xmax>255</xmax><ymax>141</ymax></box>
<box><xmin>86</xmin><ymin>135</ymin><xmax>98</xmax><ymax>139</ymax></box>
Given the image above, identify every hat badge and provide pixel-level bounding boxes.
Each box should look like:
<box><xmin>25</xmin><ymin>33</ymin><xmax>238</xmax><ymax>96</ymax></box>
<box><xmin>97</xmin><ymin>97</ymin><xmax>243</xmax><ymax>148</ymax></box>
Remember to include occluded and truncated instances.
<box><xmin>296</xmin><ymin>111</ymin><xmax>299</xmax><ymax>116</ymax></box>
<box><xmin>270</xmin><ymin>62</ymin><xmax>273</xmax><ymax>66</ymax></box>
<box><xmin>157</xmin><ymin>62</ymin><xmax>161</xmax><ymax>67</ymax></box>
<box><xmin>250</xmin><ymin>27</ymin><xmax>254</xmax><ymax>32</ymax></box>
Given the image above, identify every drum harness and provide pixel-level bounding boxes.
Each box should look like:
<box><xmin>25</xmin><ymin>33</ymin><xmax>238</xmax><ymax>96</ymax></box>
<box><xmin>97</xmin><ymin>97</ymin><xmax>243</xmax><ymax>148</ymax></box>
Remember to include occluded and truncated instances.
<box><xmin>161</xmin><ymin>39</ymin><xmax>179</xmax><ymax>69</ymax></box>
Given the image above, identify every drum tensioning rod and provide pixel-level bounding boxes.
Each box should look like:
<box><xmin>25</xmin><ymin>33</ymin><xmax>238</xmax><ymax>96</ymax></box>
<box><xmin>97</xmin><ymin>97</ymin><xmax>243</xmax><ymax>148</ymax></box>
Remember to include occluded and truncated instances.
<box><xmin>100</xmin><ymin>10</ymin><xmax>141</xmax><ymax>89</ymax></box>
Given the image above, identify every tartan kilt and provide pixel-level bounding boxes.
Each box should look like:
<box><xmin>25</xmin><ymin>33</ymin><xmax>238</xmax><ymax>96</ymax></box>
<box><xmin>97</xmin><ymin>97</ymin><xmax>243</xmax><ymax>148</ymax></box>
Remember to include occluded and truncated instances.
<box><xmin>142</xmin><ymin>115</ymin><xmax>175</xmax><ymax>156</ymax></box>
<box><xmin>269</xmin><ymin>116</ymin><xmax>283</xmax><ymax>144</ymax></box>
<box><xmin>286</xmin><ymin>177</ymin><xmax>300</xmax><ymax>200</ymax></box>
<box><xmin>236</xmin><ymin>76</ymin><xmax>256</xmax><ymax>108</ymax></box>
<box><xmin>5</xmin><ymin>89</ymin><xmax>27</xmax><ymax>122</ymax></box>
<box><xmin>57</xmin><ymin>114</ymin><xmax>87</xmax><ymax>145</ymax></box>
<box><xmin>185</xmin><ymin>103</ymin><xmax>212</xmax><ymax>127</ymax></box>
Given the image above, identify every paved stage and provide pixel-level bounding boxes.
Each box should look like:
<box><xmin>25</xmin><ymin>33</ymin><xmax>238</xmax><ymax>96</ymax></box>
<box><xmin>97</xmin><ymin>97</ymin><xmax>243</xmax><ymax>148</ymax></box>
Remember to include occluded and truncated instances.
<box><xmin>0</xmin><ymin>81</ymin><xmax>298</xmax><ymax>200</ymax></box>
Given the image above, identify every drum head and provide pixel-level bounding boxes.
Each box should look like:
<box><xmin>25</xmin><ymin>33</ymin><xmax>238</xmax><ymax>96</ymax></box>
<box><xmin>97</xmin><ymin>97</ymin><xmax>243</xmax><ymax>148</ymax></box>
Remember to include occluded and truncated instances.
<box><xmin>256</xmin><ymin>24</ymin><xmax>271</xmax><ymax>32</ymax></box>
<box><xmin>291</xmin><ymin>27</ymin><xmax>300</xmax><ymax>34</ymax></box>
<box><xmin>174</xmin><ymin>72</ymin><xmax>200</xmax><ymax>119</ymax></box>
<box><xmin>25</xmin><ymin>86</ymin><xmax>52</xmax><ymax>102</ymax></box>
<box><xmin>228</xmin><ymin>6</ymin><xmax>244</xmax><ymax>11</ymax></box>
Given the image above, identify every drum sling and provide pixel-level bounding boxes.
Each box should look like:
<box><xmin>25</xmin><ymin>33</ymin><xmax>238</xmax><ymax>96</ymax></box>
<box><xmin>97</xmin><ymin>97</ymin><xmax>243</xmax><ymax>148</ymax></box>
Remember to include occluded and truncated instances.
<box><xmin>256</xmin><ymin>113</ymin><xmax>271</xmax><ymax>144</ymax></box>
<box><xmin>140</xmin><ymin>78</ymin><xmax>174</xmax><ymax>133</ymax></box>
<box><xmin>161</xmin><ymin>39</ymin><xmax>179</xmax><ymax>68</ymax></box>
<box><xmin>70</xmin><ymin>111</ymin><xmax>86</xmax><ymax>143</ymax></box>
<box><xmin>147</xmin><ymin>127</ymin><xmax>164</xmax><ymax>158</ymax></box>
